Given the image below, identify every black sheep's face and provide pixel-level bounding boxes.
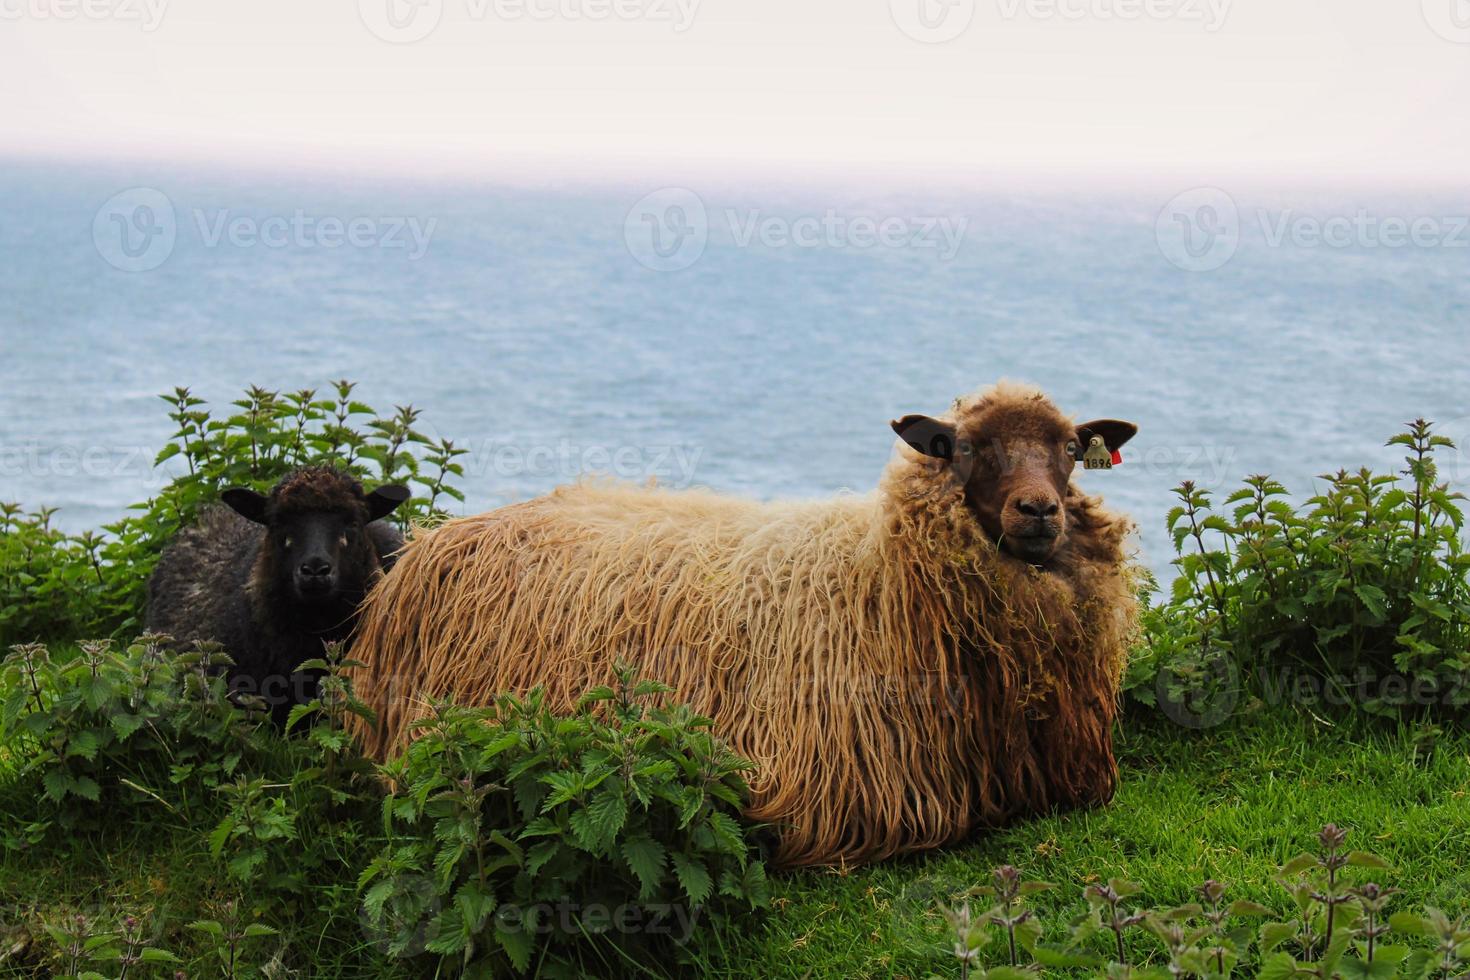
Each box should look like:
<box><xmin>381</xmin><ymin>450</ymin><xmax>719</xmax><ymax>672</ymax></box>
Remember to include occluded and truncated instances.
<box><xmin>270</xmin><ymin>510</ymin><xmax>370</xmax><ymax>602</ymax></box>
<box><xmin>222</xmin><ymin>483</ymin><xmax>410</xmax><ymax>606</ymax></box>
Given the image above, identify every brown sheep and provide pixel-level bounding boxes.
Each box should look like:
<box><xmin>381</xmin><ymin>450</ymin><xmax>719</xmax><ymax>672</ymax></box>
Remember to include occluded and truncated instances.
<box><xmin>346</xmin><ymin>382</ymin><xmax>1140</xmax><ymax>866</ymax></box>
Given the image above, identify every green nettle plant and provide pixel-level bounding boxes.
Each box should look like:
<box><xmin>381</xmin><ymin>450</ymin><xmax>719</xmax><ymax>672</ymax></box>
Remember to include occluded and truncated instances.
<box><xmin>0</xmin><ymin>380</ymin><xmax>467</xmax><ymax>644</ymax></box>
<box><xmin>1132</xmin><ymin>420</ymin><xmax>1470</xmax><ymax>722</ymax></box>
<box><xmin>42</xmin><ymin>910</ymin><xmax>181</xmax><ymax>980</ymax></box>
<box><xmin>930</xmin><ymin>825</ymin><xmax>1470</xmax><ymax>979</ymax></box>
<box><xmin>0</xmin><ymin>635</ymin><xmax>255</xmax><ymax>828</ymax></box>
<box><xmin>186</xmin><ymin>899</ymin><xmax>280</xmax><ymax>980</ymax></box>
<box><xmin>209</xmin><ymin>643</ymin><xmax>382</xmax><ymax>896</ymax></box>
<box><xmin>360</xmin><ymin>667</ymin><xmax>771</xmax><ymax>978</ymax></box>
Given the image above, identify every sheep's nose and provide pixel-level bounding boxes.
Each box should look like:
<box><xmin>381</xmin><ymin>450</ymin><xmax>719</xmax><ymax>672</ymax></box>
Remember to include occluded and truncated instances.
<box><xmin>1014</xmin><ymin>497</ymin><xmax>1060</xmax><ymax>519</ymax></box>
<box><xmin>299</xmin><ymin>558</ymin><xmax>333</xmax><ymax>578</ymax></box>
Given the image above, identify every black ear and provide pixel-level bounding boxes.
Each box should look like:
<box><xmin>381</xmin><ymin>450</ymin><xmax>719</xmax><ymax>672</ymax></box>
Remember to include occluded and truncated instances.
<box><xmin>890</xmin><ymin>414</ymin><xmax>958</xmax><ymax>460</ymax></box>
<box><xmin>1075</xmin><ymin>419</ymin><xmax>1139</xmax><ymax>455</ymax></box>
<box><xmin>221</xmin><ymin>488</ymin><xmax>269</xmax><ymax>525</ymax></box>
<box><xmin>366</xmin><ymin>484</ymin><xmax>411</xmax><ymax>523</ymax></box>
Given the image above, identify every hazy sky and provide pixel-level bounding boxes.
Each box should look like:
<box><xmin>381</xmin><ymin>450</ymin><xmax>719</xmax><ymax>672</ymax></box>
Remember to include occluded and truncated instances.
<box><xmin>2</xmin><ymin>0</ymin><xmax>1466</xmax><ymax>185</ymax></box>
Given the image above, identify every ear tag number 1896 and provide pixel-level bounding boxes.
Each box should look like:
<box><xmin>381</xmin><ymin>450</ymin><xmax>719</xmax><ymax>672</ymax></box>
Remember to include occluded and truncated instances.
<box><xmin>1083</xmin><ymin>435</ymin><xmax>1113</xmax><ymax>470</ymax></box>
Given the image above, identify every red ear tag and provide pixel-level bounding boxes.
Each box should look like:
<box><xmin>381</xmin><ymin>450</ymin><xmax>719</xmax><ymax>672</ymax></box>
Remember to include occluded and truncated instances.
<box><xmin>1111</xmin><ymin>450</ymin><xmax>1122</xmax><ymax>466</ymax></box>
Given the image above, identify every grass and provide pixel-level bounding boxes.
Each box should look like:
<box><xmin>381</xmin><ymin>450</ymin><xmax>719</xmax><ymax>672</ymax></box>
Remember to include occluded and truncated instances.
<box><xmin>3</xmin><ymin>710</ymin><xmax>1469</xmax><ymax>977</ymax></box>
<box><xmin>692</xmin><ymin>711</ymin><xmax>1470</xmax><ymax>978</ymax></box>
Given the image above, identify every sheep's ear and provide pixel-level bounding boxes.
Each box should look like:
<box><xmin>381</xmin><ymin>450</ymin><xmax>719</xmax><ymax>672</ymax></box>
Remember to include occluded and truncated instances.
<box><xmin>1075</xmin><ymin>419</ymin><xmax>1138</xmax><ymax>455</ymax></box>
<box><xmin>890</xmin><ymin>414</ymin><xmax>957</xmax><ymax>460</ymax></box>
<box><xmin>221</xmin><ymin>488</ymin><xmax>269</xmax><ymax>524</ymax></box>
<box><xmin>366</xmin><ymin>484</ymin><xmax>411</xmax><ymax>523</ymax></box>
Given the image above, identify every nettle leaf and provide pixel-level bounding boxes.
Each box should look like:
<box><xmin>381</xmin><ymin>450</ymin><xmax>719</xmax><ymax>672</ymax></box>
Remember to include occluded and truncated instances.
<box><xmin>978</xmin><ymin>968</ymin><xmax>1036</xmax><ymax>980</ymax></box>
<box><xmin>109</xmin><ymin>711</ymin><xmax>145</xmax><ymax>741</ymax></box>
<box><xmin>541</xmin><ymin>771</ymin><xmax>583</xmax><ymax>809</ymax></box>
<box><xmin>706</xmin><ymin>811</ymin><xmax>746</xmax><ymax>856</ymax></box>
<box><xmin>1256</xmin><ymin>951</ymin><xmax>1299</xmax><ymax>980</ymax></box>
<box><xmin>587</xmin><ymin>789</ymin><xmax>629</xmax><ymax>844</ymax></box>
<box><xmin>1278</xmin><ymin>853</ymin><xmax>1318</xmax><ymax>877</ymax></box>
<box><xmin>1386</xmin><ymin>911</ymin><xmax>1431</xmax><ymax>936</ymax></box>
<box><xmin>568</xmin><ymin>808</ymin><xmax>606</xmax><ymax>854</ymax></box>
<box><xmin>68</xmin><ymin>729</ymin><xmax>103</xmax><ymax>761</ymax></box>
<box><xmin>41</xmin><ymin>770</ymin><xmax>71</xmax><ymax>802</ymax></box>
<box><xmin>496</xmin><ymin>922</ymin><xmax>534</xmax><ymax>973</ymax></box>
<box><xmin>1259</xmin><ymin>920</ymin><xmax>1299</xmax><ymax>953</ymax></box>
<box><xmin>1345</xmin><ymin>850</ymin><xmax>1392</xmax><ymax>870</ymax></box>
<box><xmin>669</xmin><ymin>852</ymin><xmax>712</xmax><ymax>905</ymax></box>
<box><xmin>1338</xmin><ymin>951</ymin><xmax>1409</xmax><ymax>979</ymax></box>
<box><xmin>424</xmin><ymin>906</ymin><xmax>469</xmax><ymax>956</ymax></box>
<box><xmin>622</xmin><ymin>836</ymin><xmax>667</xmax><ymax>898</ymax></box>
<box><xmin>1227</xmin><ymin>899</ymin><xmax>1273</xmax><ymax>917</ymax></box>
<box><xmin>526</xmin><ymin>839</ymin><xmax>561</xmax><ymax>878</ymax></box>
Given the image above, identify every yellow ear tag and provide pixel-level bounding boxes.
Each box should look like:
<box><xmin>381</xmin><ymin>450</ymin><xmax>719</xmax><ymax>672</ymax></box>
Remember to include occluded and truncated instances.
<box><xmin>1083</xmin><ymin>435</ymin><xmax>1113</xmax><ymax>470</ymax></box>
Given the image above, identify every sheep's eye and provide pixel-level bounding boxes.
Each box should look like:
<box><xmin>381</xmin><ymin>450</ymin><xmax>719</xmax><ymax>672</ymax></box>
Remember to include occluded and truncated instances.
<box><xmin>339</xmin><ymin>533</ymin><xmax>349</xmax><ymax>547</ymax></box>
<box><xmin>957</xmin><ymin>442</ymin><xmax>975</xmax><ymax>458</ymax></box>
<box><xmin>283</xmin><ymin>535</ymin><xmax>293</xmax><ymax>549</ymax></box>
<box><xmin>1065</xmin><ymin>440</ymin><xmax>1079</xmax><ymax>459</ymax></box>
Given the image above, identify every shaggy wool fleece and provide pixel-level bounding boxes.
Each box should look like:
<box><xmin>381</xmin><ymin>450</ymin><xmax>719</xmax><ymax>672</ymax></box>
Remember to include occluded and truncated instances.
<box><xmin>348</xmin><ymin>386</ymin><xmax>1139</xmax><ymax>867</ymax></box>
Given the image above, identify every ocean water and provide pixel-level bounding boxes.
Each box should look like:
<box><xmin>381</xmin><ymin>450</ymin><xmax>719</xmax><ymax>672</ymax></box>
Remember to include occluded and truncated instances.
<box><xmin>2</xmin><ymin>160</ymin><xmax>1468</xmax><ymax>577</ymax></box>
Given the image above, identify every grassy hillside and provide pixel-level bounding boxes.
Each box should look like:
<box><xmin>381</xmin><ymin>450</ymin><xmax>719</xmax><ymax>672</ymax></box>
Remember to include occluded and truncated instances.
<box><xmin>4</xmin><ymin>711</ymin><xmax>1466</xmax><ymax>977</ymax></box>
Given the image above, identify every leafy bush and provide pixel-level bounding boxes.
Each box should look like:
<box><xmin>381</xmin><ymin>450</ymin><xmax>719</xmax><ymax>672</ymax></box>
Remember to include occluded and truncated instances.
<box><xmin>0</xmin><ymin>506</ymin><xmax>117</xmax><ymax>649</ymax></box>
<box><xmin>0</xmin><ymin>635</ymin><xmax>255</xmax><ymax>827</ymax></box>
<box><xmin>1131</xmin><ymin>420</ymin><xmax>1470</xmax><ymax>724</ymax></box>
<box><xmin>0</xmin><ymin>380</ymin><xmax>467</xmax><ymax>645</ymax></box>
<box><xmin>929</xmin><ymin>824</ymin><xmax>1469</xmax><ymax>979</ymax></box>
<box><xmin>0</xmin><ymin>641</ymin><xmax>768</xmax><ymax>976</ymax></box>
<box><xmin>360</xmin><ymin>665</ymin><xmax>771</xmax><ymax>977</ymax></box>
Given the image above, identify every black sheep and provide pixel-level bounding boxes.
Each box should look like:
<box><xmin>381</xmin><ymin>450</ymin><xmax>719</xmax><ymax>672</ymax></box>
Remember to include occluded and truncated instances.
<box><xmin>145</xmin><ymin>466</ymin><xmax>410</xmax><ymax>726</ymax></box>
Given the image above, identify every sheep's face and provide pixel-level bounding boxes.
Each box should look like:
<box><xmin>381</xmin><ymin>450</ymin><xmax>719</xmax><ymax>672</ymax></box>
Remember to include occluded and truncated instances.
<box><xmin>271</xmin><ymin>510</ymin><xmax>374</xmax><ymax>602</ymax></box>
<box><xmin>891</xmin><ymin>396</ymin><xmax>1136</xmax><ymax>566</ymax></box>
<box><xmin>223</xmin><ymin>481</ymin><xmax>410</xmax><ymax>606</ymax></box>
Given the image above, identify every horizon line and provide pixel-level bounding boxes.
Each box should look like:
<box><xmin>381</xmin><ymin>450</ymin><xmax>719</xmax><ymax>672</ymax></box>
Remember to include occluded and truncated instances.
<box><xmin>2</xmin><ymin>142</ymin><xmax>1464</xmax><ymax>198</ymax></box>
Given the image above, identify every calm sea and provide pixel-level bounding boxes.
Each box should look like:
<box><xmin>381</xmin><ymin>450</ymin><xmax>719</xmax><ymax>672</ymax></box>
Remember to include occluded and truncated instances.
<box><xmin>3</xmin><ymin>160</ymin><xmax>1468</xmax><ymax>576</ymax></box>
